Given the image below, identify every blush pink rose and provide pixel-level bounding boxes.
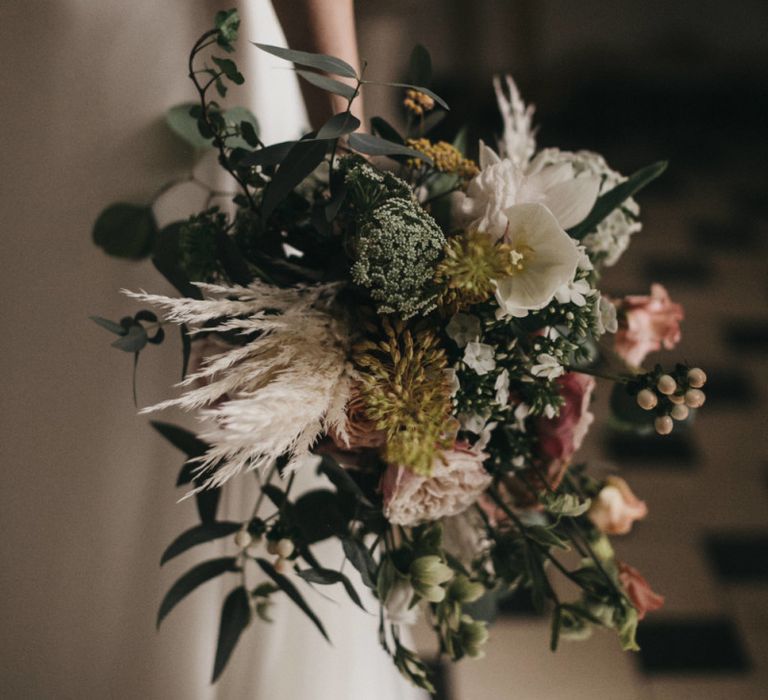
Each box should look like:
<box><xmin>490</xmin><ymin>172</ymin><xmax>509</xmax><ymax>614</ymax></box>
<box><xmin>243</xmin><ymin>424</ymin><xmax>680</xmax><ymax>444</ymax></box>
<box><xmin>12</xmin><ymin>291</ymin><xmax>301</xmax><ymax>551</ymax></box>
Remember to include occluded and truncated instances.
<box><xmin>614</xmin><ymin>284</ymin><xmax>684</xmax><ymax>367</ymax></box>
<box><xmin>618</xmin><ymin>562</ymin><xmax>665</xmax><ymax>620</ymax></box>
<box><xmin>382</xmin><ymin>443</ymin><xmax>492</xmax><ymax>526</ymax></box>
<box><xmin>587</xmin><ymin>476</ymin><xmax>648</xmax><ymax>535</ymax></box>
<box><xmin>537</xmin><ymin>372</ymin><xmax>596</xmax><ymax>467</ymax></box>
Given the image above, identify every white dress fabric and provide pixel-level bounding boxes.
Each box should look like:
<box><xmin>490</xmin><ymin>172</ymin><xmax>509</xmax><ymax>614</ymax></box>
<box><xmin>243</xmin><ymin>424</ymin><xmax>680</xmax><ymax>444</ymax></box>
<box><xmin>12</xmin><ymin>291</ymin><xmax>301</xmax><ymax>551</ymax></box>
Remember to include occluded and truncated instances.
<box><xmin>0</xmin><ymin>1</ymin><xmax>425</xmax><ymax>698</ymax></box>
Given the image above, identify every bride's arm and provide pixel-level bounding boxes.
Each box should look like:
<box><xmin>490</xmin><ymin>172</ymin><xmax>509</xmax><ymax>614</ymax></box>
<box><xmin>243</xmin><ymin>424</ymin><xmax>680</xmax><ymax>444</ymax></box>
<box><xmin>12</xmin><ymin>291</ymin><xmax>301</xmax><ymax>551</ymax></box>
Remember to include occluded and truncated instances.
<box><xmin>273</xmin><ymin>0</ymin><xmax>365</xmax><ymax>129</ymax></box>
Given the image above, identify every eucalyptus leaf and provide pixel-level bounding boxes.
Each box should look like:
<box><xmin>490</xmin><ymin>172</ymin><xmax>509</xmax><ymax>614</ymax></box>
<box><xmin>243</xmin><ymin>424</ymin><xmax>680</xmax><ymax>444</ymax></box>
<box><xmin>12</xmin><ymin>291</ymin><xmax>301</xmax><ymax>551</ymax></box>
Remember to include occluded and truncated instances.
<box><xmin>160</xmin><ymin>521</ymin><xmax>241</xmax><ymax>565</ymax></box>
<box><xmin>261</xmin><ymin>139</ymin><xmax>328</xmax><ymax>223</ymax></box>
<box><xmin>256</xmin><ymin>558</ymin><xmax>330</xmax><ymax>641</ymax></box>
<box><xmin>237</xmin><ymin>140</ymin><xmax>297</xmax><ymax>167</ymax></box>
<box><xmin>296</xmin><ymin>70</ymin><xmax>357</xmax><ymax>100</ymax></box>
<box><xmin>253</xmin><ymin>43</ymin><xmax>357</xmax><ymax>79</ymax></box>
<box><xmin>212</xmin><ymin>587</ymin><xmax>251</xmax><ymax>683</ymax></box>
<box><xmin>341</xmin><ymin>537</ymin><xmax>377</xmax><ymax>589</ymax></box>
<box><xmin>166</xmin><ymin>103</ymin><xmax>214</xmax><ymax>150</ymax></box>
<box><xmin>93</xmin><ymin>203</ymin><xmax>157</xmax><ymax>259</ymax></box>
<box><xmin>90</xmin><ymin>316</ymin><xmax>125</xmax><ymax>336</ymax></box>
<box><xmin>296</xmin><ymin>567</ymin><xmax>366</xmax><ymax>611</ymax></box>
<box><xmin>550</xmin><ymin>604</ymin><xmax>563</xmax><ymax>651</ymax></box>
<box><xmin>157</xmin><ymin>557</ymin><xmax>239</xmax><ymax>628</ymax></box>
<box><xmin>347</xmin><ymin>133</ymin><xmax>432</xmax><ymax>164</ymax></box>
<box><xmin>316</xmin><ymin>112</ymin><xmax>361</xmax><ymax>140</ymax></box>
<box><xmin>568</xmin><ymin>161</ymin><xmax>668</xmax><ymax>240</ymax></box>
<box><xmin>111</xmin><ymin>324</ymin><xmax>147</xmax><ymax>353</ymax></box>
<box><xmin>370</xmin><ymin>116</ymin><xmax>404</xmax><ymax>145</ymax></box>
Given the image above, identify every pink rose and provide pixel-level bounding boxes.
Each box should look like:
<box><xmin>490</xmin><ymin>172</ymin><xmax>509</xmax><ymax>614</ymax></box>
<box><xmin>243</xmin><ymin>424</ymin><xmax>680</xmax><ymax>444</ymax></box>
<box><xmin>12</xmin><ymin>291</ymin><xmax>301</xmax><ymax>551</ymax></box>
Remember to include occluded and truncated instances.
<box><xmin>587</xmin><ymin>476</ymin><xmax>648</xmax><ymax>535</ymax></box>
<box><xmin>614</xmin><ymin>284</ymin><xmax>683</xmax><ymax>367</ymax></box>
<box><xmin>382</xmin><ymin>443</ymin><xmax>492</xmax><ymax>526</ymax></box>
<box><xmin>537</xmin><ymin>372</ymin><xmax>596</xmax><ymax>467</ymax></box>
<box><xmin>618</xmin><ymin>562</ymin><xmax>665</xmax><ymax>620</ymax></box>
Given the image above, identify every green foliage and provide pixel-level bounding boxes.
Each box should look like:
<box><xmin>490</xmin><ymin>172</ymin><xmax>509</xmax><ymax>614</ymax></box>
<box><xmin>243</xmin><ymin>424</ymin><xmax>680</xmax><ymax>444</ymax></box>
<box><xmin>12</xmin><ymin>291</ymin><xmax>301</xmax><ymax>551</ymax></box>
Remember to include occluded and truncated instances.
<box><xmin>348</xmin><ymin>132</ymin><xmax>432</xmax><ymax>163</ymax></box>
<box><xmin>295</xmin><ymin>567</ymin><xmax>366</xmax><ymax>611</ymax></box>
<box><xmin>93</xmin><ymin>203</ymin><xmax>156</xmax><ymax>259</ymax></box>
<box><xmin>253</xmin><ymin>42</ymin><xmax>358</xmax><ymax>79</ymax></box>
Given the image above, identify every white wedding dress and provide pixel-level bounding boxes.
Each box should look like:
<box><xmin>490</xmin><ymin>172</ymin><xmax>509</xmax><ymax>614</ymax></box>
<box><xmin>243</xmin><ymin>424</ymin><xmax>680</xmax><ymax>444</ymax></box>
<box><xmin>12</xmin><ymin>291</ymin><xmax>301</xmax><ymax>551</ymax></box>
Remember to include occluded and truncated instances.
<box><xmin>0</xmin><ymin>1</ymin><xmax>424</xmax><ymax>698</ymax></box>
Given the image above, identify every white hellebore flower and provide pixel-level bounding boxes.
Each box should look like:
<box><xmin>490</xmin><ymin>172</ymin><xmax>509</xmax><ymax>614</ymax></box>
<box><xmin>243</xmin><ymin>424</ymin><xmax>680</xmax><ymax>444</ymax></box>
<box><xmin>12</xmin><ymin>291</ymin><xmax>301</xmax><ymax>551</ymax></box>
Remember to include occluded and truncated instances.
<box><xmin>531</xmin><ymin>353</ymin><xmax>564</xmax><ymax>380</ymax></box>
<box><xmin>494</xmin><ymin>369</ymin><xmax>510</xmax><ymax>407</ymax></box>
<box><xmin>493</xmin><ymin>203</ymin><xmax>581</xmax><ymax>318</ymax></box>
<box><xmin>446</xmin><ymin>312</ymin><xmax>481</xmax><ymax>348</ymax></box>
<box><xmin>463</xmin><ymin>341</ymin><xmax>496</xmax><ymax>375</ymax></box>
<box><xmin>456</xmin><ymin>142</ymin><xmax>600</xmax><ymax>240</ymax></box>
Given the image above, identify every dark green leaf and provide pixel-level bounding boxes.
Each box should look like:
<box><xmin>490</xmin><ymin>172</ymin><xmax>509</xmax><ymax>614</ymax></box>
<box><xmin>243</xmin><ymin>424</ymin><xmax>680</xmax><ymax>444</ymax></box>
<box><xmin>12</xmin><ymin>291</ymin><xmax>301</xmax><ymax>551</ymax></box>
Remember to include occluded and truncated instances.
<box><xmin>316</xmin><ymin>112</ymin><xmax>361</xmax><ymax>140</ymax></box>
<box><xmin>550</xmin><ymin>604</ymin><xmax>562</xmax><ymax>651</ymax></box>
<box><xmin>111</xmin><ymin>323</ymin><xmax>147</xmax><ymax>352</ymax></box>
<box><xmin>261</xmin><ymin>139</ymin><xmax>328</xmax><ymax>223</ymax></box>
<box><xmin>370</xmin><ymin>81</ymin><xmax>449</xmax><ymax>110</ymax></box>
<box><xmin>256</xmin><ymin>558</ymin><xmax>330</xmax><ymax>641</ymax></box>
<box><xmin>161</xmin><ymin>521</ymin><xmax>241</xmax><ymax>565</ymax></box>
<box><xmin>151</xmin><ymin>421</ymin><xmax>208</xmax><ymax>458</ymax></box>
<box><xmin>293</xmin><ymin>489</ymin><xmax>347</xmax><ymax>543</ymax></box>
<box><xmin>296</xmin><ymin>567</ymin><xmax>366</xmax><ymax>611</ymax></box>
<box><xmin>212</xmin><ymin>56</ymin><xmax>244</xmax><ymax>85</ymax></box>
<box><xmin>93</xmin><ymin>203</ymin><xmax>157</xmax><ymax>259</ymax></box>
<box><xmin>452</xmin><ymin>126</ymin><xmax>468</xmax><ymax>156</ymax></box>
<box><xmin>166</xmin><ymin>103</ymin><xmax>214</xmax><ymax>150</ymax></box>
<box><xmin>568</xmin><ymin>161</ymin><xmax>668</xmax><ymax>240</ymax></box>
<box><xmin>370</xmin><ymin>116</ymin><xmax>404</xmax><ymax>145</ymax></box>
<box><xmin>347</xmin><ymin>133</ymin><xmax>432</xmax><ymax>163</ymax></box>
<box><xmin>318</xmin><ymin>456</ymin><xmax>372</xmax><ymax>506</ymax></box>
<box><xmin>212</xmin><ymin>586</ymin><xmax>251</xmax><ymax>683</ymax></box>
<box><xmin>214</xmin><ymin>9</ymin><xmax>240</xmax><ymax>47</ymax></box>
<box><xmin>420</xmin><ymin>110</ymin><xmax>446</xmax><ymax>135</ymax></box>
<box><xmin>341</xmin><ymin>537</ymin><xmax>377</xmax><ymax>589</ymax></box>
<box><xmin>526</xmin><ymin>525</ymin><xmax>569</xmax><ymax>551</ymax></box>
<box><xmin>239</xmin><ymin>120</ymin><xmax>259</xmax><ymax>148</ymax></box>
<box><xmin>215</xmin><ymin>230</ymin><xmax>254</xmax><ymax>286</ymax></box>
<box><xmin>408</xmin><ymin>44</ymin><xmax>432</xmax><ymax>86</ymax></box>
<box><xmin>237</xmin><ymin>140</ymin><xmax>297</xmax><ymax>167</ymax></box>
<box><xmin>157</xmin><ymin>557</ymin><xmax>239</xmax><ymax>627</ymax></box>
<box><xmin>253</xmin><ymin>43</ymin><xmax>357</xmax><ymax>79</ymax></box>
<box><xmin>90</xmin><ymin>316</ymin><xmax>125</xmax><ymax>336</ymax></box>
<box><xmin>324</xmin><ymin>183</ymin><xmax>347</xmax><ymax>222</ymax></box>
<box><xmin>215</xmin><ymin>77</ymin><xmax>228</xmax><ymax>98</ymax></box>
<box><xmin>296</xmin><ymin>70</ymin><xmax>357</xmax><ymax>100</ymax></box>
<box><xmin>223</xmin><ymin>106</ymin><xmax>260</xmax><ymax>149</ymax></box>
<box><xmin>152</xmin><ymin>222</ymin><xmax>203</xmax><ymax>300</ymax></box>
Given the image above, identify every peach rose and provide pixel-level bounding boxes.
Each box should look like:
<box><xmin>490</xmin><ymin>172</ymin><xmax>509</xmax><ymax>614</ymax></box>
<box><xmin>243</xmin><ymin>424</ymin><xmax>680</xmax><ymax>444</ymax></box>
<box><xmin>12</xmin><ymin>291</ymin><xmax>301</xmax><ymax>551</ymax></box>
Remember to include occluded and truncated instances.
<box><xmin>328</xmin><ymin>388</ymin><xmax>386</xmax><ymax>451</ymax></box>
<box><xmin>382</xmin><ymin>443</ymin><xmax>492</xmax><ymax>526</ymax></box>
<box><xmin>618</xmin><ymin>562</ymin><xmax>665</xmax><ymax>620</ymax></box>
<box><xmin>614</xmin><ymin>284</ymin><xmax>683</xmax><ymax>366</ymax></box>
<box><xmin>587</xmin><ymin>476</ymin><xmax>648</xmax><ymax>535</ymax></box>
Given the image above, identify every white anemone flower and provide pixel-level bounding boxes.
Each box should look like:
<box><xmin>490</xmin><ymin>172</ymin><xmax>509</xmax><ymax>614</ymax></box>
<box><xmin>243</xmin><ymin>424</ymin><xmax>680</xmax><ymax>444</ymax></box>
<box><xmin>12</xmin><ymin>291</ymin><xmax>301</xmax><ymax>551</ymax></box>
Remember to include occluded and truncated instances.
<box><xmin>455</xmin><ymin>142</ymin><xmax>600</xmax><ymax>240</ymax></box>
<box><xmin>493</xmin><ymin>203</ymin><xmax>581</xmax><ymax>318</ymax></box>
<box><xmin>463</xmin><ymin>341</ymin><xmax>496</xmax><ymax>375</ymax></box>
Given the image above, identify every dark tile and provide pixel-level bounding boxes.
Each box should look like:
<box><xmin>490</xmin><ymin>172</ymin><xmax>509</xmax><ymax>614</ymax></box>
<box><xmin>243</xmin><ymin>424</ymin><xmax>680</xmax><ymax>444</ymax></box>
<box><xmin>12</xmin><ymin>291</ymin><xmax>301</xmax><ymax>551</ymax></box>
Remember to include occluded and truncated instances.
<box><xmin>636</xmin><ymin>618</ymin><xmax>751</xmax><ymax>674</ymax></box>
<box><xmin>642</xmin><ymin>257</ymin><xmax>714</xmax><ymax>286</ymax></box>
<box><xmin>605</xmin><ymin>430</ymin><xmax>698</xmax><ymax>468</ymax></box>
<box><xmin>705</xmin><ymin>533</ymin><xmax>768</xmax><ymax>581</ymax></box>
<box><xmin>425</xmin><ymin>658</ymin><xmax>452</xmax><ymax>700</ymax></box>
<box><xmin>724</xmin><ymin>320</ymin><xmax>768</xmax><ymax>354</ymax></box>
<box><xmin>691</xmin><ymin>219</ymin><xmax>762</xmax><ymax>252</ymax></box>
<box><xmin>702</xmin><ymin>368</ymin><xmax>759</xmax><ymax>406</ymax></box>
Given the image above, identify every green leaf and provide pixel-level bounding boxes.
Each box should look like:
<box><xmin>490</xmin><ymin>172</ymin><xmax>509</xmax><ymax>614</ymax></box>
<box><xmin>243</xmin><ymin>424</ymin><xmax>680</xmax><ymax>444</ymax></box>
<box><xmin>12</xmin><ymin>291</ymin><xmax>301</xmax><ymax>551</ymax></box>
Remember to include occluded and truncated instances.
<box><xmin>157</xmin><ymin>557</ymin><xmax>239</xmax><ymax>627</ymax></box>
<box><xmin>347</xmin><ymin>132</ymin><xmax>432</xmax><ymax>163</ymax></box>
<box><xmin>527</xmin><ymin>525</ymin><xmax>569</xmax><ymax>551</ymax></box>
<box><xmin>408</xmin><ymin>45</ymin><xmax>432</xmax><ymax>87</ymax></box>
<box><xmin>152</xmin><ymin>222</ymin><xmax>203</xmax><ymax>300</ymax></box>
<box><xmin>90</xmin><ymin>316</ymin><xmax>125</xmax><ymax>336</ymax></box>
<box><xmin>160</xmin><ymin>521</ymin><xmax>241</xmax><ymax>565</ymax></box>
<box><xmin>237</xmin><ymin>140</ymin><xmax>297</xmax><ymax>168</ymax></box>
<box><xmin>166</xmin><ymin>103</ymin><xmax>214</xmax><ymax>150</ymax></box>
<box><xmin>341</xmin><ymin>537</ymin><xmax>377</xmax><ymax>589</ymax></box>
<box><xmin>93</xmin><ymin>203</ymin><xmax>157</xmax><ymax>259</ymax></box>
<box><xmin>296</xmin><ymin>70</ymin><xmax>357</xmax><ymax>100</ymax></box>
<box><xmin>223</xmin><ymin>106</ymin><xmax>260</xmax><ymax>149</ymax></box>
<box><xmin>550</xmin><ymin>604</ymin><xmax>563</xmax><ymax>651</ymax></box>
<box><xmin>261</xmin><ymin>139</ymin><xmax>328</xmax><ymax>223</ymax></box>
<box><xmin>215</xmin><ymin>229</ymin><xmax>254</xmax><ymax>286</ymax></box>
<box><xmin>292</xmin><ymin>489</ymin><xmax>347</xmax><ymax>544</ymax></box>
<box><xmin>212</xmin><ymin>586</ymin><xmax>251</xmax><ymax>683</ymax></box>
<box><xmin>370</xmin><ymin>116</ymin><xmax>405</xmax><ymax>145</ymax></box>
<box><xmin>568</xmin><ymin>161</ymin><xmax>668</xmax><ymax>240</ymax></box>
<box><xmin>317</xmin><ymin>456</ymin><xmax>372</xmax><ymax>506</ymax></box>
<box><xmin>376</xmin><ymin>557</ymin><xmax>397</xmax><ymax>602</ymax></box>
<box><xmin>316</xmin><ymin>112</ymin><xmax>361</xmax><ymax>140</ymax></box>
<box><xmin>452</xmin><ymin>126</ymin><xmax>469</xmax><ymax>156</ymax></box>
<box><xmin>256</xmin><ymin>558</ymin><xmax>330</xmax><ymax>641</ymax></box>
<box><xmin>253</xmin><ymin>43</ymin><xmax>357</xmax><ymax>79</ymax></box>
<box><xmin>212</xmin><ymin>56</ymin><xmax>244</xmax><ymax>85</ymax></box>
<box><xmin>420</xmin><ymin>110</ymin><xmax>446</xmax><ymax>134</ymax></box>
<box><xmin>214</xmin><ymin>9</ymin><xmax>240</xmax><ymax>48</ymax></box>
<box><xmin>369</xmin><ymin>81</ymin><xmax>449</xmax><ymax>110</ymax></box>
<box><xmin>151</xmin><ymin>421</ymin><xmax>208</xmax><ymax>458</ymax></box>
<box><xmin>111</xmin><ymin>323</ymin><xmax>147</xmax><ymax>353</ymax></box>
<box><xmin>295</xmin><ymin>567</ymin><xmax>367</xmax><ymax>611</ymax></box>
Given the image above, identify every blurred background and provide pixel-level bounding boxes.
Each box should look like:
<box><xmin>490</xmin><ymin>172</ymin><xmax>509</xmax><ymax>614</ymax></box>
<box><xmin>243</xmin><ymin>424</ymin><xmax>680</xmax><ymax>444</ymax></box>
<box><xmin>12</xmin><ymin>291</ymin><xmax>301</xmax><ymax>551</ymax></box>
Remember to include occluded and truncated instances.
<box><xmin>1</xmin><ymin>1</ymin><xmax>766</xmax><ymax>698</ymax></box>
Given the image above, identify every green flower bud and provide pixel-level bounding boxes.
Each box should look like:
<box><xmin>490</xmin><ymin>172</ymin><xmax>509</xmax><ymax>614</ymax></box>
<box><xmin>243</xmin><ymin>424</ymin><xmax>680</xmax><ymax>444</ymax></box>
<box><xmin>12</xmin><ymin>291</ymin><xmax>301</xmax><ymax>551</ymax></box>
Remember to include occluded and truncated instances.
<box><xmin>416</xmin><ymin>583</ymin><xmax>447</xmax><ymax>603</ymax></box>
<box><xmin>448</xmin><ymin>575</ymin><xmax>485</xmax><ymax>604</ymax></box>
<box><xmin>590</xmin><ymin>534</ymin><xmax>614</xmax><ymax>562</ymax></box>
<box><xmin>410</xmin><ymin>555</ymin><xmax>453</xmax><ymax>587</ymax></box>
<box><xmin>458</xmin><ymin>616</ymin><xmax>489</xmax><ymax>658</ymax></box>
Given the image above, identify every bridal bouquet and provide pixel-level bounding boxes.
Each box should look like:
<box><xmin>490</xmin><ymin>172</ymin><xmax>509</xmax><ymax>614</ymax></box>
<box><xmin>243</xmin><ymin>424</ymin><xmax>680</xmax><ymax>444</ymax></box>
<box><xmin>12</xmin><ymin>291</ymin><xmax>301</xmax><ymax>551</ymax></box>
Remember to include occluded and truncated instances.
<box><xmin>92</xmin><ymin>10</ymin><xmax>707</xmax><ymax>690</ymax></box>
